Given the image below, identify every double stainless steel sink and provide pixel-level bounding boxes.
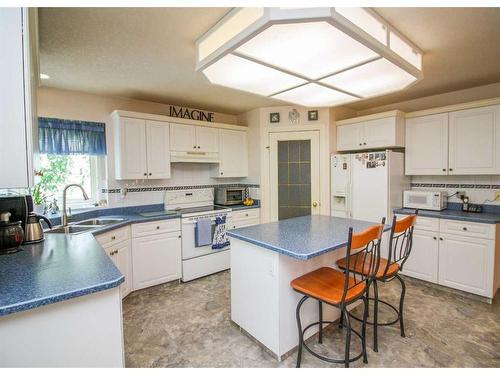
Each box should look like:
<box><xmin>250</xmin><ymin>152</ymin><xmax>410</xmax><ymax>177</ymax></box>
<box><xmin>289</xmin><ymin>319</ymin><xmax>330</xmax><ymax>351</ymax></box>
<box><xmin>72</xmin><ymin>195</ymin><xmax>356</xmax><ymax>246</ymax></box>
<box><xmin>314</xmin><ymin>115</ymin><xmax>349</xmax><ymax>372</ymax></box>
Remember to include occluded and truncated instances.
<box><xmin>46</xmin><ymin>217</ymin><xmax>127</xmax><ymax>235</ymax></box>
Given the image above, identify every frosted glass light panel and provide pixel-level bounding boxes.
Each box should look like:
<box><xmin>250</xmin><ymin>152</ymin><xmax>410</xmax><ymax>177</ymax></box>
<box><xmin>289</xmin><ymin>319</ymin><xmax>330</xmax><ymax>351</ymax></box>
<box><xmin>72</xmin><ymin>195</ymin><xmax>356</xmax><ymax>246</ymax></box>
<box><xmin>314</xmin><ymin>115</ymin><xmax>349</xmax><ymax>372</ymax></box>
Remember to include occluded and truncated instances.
<box><xmin>202</xmin><ymin>54</ymin><xmax>306</xmax><ymax>96</ymax></box>
<box><xmin>235</xmin><ymin>21</ymin><xmax>379</xmax><ymax>79</ymax></box>
<box><xmin>320</xmin><ymin>58</ymin><xmax>416</xmax><ymax>98</ymax></box>
<box><xmin>335</xmin><ymin>8</ymin><xmax>387</xmax><ymax>45</ymax></box>
<box><xmin>390</xmin><ymin>31</ymin><xmax>422</xmax><ymax>69</ymax></box>
<box><xmin>273</xmin><ymin>83</ymin><xmax>357</xmax><ymax>107</ymax></box>
<box><xmin>197</xmin><ymin>8</ymin><xmax>264</xmax><ymax>63</ymax></box>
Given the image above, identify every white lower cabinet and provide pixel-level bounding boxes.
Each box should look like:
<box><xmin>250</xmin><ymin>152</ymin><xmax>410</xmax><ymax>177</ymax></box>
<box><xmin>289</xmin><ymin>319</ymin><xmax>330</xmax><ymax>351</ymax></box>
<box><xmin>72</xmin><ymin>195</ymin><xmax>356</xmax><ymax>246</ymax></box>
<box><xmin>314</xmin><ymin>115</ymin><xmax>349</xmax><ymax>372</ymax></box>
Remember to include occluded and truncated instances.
<box><xmin>105</xmin><ymin>240</ymin><xmax>132</xmax><ymax>298</ymax></box>
<box><xmin>438</xmin><ymin>234</ymin><xmax>494</xmax><ymax>297</ymax></box>
<box><xmin>228</xmin><ymin>208</ymin><xmax>260</xmax><ymax>229</ymax></box>
<box><xmin>400</xmin><ymin>216</ymin><xmax>498</xmax><ymax>299</ymax></box>
<box><xmin>131</xmin><ymin>220</ymin><xmax>182</xmax><ymax>291</ymax></box>
<box><xmin>402</xmin><ymin>229</ymin><xmax>439</xmax><ymax>283</ymax></box>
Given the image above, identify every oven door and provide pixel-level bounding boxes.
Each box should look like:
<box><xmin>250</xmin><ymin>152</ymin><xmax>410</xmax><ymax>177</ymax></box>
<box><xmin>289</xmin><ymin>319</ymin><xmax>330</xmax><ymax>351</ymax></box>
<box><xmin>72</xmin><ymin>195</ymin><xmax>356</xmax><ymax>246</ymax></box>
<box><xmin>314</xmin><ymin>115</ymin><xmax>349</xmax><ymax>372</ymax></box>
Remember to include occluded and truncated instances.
<box><xmin>181</xmin><ymin>216</ymin><xmax>231</xmax><ymax>260</ymax></box>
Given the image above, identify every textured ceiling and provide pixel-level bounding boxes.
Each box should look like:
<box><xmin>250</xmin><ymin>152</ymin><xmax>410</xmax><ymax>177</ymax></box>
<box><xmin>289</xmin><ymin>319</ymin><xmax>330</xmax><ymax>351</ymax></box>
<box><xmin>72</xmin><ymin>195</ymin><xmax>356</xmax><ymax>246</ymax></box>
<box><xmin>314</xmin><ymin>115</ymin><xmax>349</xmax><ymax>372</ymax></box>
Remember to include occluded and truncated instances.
<box><xmin>39</xmin><ymin>7</ymin><xmax>500</xmax><ymax>115</ymax></box>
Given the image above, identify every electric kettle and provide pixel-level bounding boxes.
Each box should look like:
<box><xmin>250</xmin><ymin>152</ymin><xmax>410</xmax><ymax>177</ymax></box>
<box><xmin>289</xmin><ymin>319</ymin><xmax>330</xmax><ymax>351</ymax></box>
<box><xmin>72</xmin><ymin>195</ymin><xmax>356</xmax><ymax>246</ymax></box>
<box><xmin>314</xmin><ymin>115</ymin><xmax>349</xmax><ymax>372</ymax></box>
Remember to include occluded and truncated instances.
<box><xmin>24</xmin><ymin>212</ymin><xmax>52</xmax><ymax>244</ymax></box>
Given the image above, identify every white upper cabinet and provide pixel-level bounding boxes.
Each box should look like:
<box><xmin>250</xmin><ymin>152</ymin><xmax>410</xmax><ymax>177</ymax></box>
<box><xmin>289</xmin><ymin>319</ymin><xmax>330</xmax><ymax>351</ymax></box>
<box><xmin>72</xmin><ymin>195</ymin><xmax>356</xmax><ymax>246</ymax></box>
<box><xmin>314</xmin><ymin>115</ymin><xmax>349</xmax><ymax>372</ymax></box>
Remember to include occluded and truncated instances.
<box><xmin>405</xmin><ymin>113</ymin><xmax>449</xmax><ymax>175</ymax></box>
<box><xmin>212</xmin><ymin>129</ymin><xmax>248</xmax><ymax>178</ymax></box>
<box><xmin>170</xmin><ymin>123</ymin><xmax>197</xmax><ymax>152</ymax></box>
<box><xmin>170</xmin><ymin>123</ymin><xmax>219</xmax><ymax>153</ymax></box>
<box><xmin>146</xmin><ymin>120</ymin><xmax>171</xmax><ymax>179</ymax></box>
<box><xmin>405</xmin><ymin>104</ymin><xmax>500</xmax><ymax>175</ymax></box>
<box><xmin>336</xmin><ymin>112</ymin><xmax>404</xmax><ymax>152</ymax></box>
<box><xmin>448</xmin><ymin>105</ymin><xmax>500</xmax><ymax>175</ymax></box>
<box><xmin>115</xmin><ymin>117</ymin><xmax>148</xmax><ymax>179</ymax></box>
<box><xmin>0</xmin><ymin>9</ymin><xmax>36</xmax><ymax>188</ymax></box>
<box><xmin>337</xmin><ymin>123</ymin><xmax>363</xmax><ymax>151</ymax></box>
<box><xmin>196</xmin><ymin>126</ymin><xmax>219</xmax><ymax>153</ymax></box>
<box><xmin>114</xmin><ymin>115</ymin><xmax>171</xmax><ymax>180</ymax></box>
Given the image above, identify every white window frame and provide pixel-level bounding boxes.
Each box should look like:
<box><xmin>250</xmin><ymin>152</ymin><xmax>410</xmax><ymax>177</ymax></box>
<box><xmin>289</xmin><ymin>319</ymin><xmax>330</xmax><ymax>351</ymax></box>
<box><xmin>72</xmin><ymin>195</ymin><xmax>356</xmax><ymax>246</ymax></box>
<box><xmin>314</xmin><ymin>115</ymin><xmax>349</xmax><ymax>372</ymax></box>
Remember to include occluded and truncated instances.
<box><xmin>64</xmin><ymin>155</ymin><xmax>100</xmax><ymax>209</ymax></box>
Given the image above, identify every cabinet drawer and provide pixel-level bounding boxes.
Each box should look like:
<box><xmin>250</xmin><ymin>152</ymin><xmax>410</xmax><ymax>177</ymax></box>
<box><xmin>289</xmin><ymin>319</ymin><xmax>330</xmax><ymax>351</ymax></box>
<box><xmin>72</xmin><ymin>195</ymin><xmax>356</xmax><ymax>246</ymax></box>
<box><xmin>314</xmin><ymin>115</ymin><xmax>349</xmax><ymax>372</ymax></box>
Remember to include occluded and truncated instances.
<box><xmin>231</xmin><ymin>209</ymin><xmax>260</xmax><ymax>222</ymax></box>
<box><xmin>396</xmin><ymin>214</ymin><xmax>439</xmax><ymax>232</ymax></box>
<box><xmin>95</xmin><ymin>226</ymin><xmax>130</xmax><ymax>247</ymax></box>
<box><xmin>131</xmin><ymin>219</ymin><xmax>180</xmax><ymax>238</ymax></box>
<box><xmin>229</xmin><ymin>218</ymin><xmax>260</xmax><ymax>230</ymax></box>
<box><xmin>440</xmin><ymin>219</ymin><xmax>495</xmax><ymax>240</ymax></box>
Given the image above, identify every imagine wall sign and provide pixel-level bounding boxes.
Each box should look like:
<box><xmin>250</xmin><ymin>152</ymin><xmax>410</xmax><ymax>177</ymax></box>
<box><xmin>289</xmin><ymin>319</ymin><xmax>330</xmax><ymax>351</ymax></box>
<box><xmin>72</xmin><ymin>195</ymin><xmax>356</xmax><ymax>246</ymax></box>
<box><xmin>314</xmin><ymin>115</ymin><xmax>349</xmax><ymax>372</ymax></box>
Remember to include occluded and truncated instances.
<box><xmin>168</xmin><ymin>105</ymin><xmax>214</xmax><ymax>122</ymax></box>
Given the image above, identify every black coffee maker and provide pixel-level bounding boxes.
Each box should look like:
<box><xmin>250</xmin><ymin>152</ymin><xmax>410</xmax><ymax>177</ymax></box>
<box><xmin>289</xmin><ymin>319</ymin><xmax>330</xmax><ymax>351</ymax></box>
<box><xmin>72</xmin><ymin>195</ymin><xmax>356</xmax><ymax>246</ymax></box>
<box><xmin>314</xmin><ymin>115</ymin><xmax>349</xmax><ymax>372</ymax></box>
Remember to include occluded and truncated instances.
<box><xmin>0</xmin><ymin>195</ymin><xmax>30</xmax><ymax>254</ymax></box>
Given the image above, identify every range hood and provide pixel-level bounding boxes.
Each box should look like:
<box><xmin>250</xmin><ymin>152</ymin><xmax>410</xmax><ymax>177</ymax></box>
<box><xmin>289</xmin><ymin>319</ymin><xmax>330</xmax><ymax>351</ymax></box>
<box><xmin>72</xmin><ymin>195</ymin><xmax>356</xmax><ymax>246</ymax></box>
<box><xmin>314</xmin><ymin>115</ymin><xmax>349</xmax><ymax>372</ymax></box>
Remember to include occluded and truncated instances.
<box><xmin>170</xmin><ymin>151</ymin><xmax>220</xmax><ymax>163</ymax></box>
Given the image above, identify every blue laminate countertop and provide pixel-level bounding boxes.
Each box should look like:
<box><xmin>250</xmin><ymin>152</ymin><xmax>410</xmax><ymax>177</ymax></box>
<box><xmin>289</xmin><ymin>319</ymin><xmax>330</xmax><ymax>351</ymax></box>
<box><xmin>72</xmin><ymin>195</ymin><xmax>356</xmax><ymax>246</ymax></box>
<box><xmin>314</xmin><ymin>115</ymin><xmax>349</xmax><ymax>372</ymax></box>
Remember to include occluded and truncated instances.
<box><xmin>228</xmin><ymin>215</ymin><xmax>388</xmax><ymax>260</ymax></box>
<box><xmin>394</xmin><ymin>207</ymin><xmax>500</xmax><ymax>224</ymax></box>
<box><xmin>0</xmin><ymin>212</ymin><xmax>181</xmax><ymax>317</ymax></box>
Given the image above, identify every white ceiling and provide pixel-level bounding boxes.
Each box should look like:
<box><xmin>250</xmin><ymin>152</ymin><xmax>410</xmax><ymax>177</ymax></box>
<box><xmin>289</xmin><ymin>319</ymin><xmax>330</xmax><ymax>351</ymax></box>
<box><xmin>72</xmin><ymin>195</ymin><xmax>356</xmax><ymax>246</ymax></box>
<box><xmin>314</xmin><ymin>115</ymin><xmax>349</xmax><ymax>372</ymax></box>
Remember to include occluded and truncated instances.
<box><xmin>38</xmin><ymin>7</ymin><xmax>500</xmax><ymax>115</ymax></box>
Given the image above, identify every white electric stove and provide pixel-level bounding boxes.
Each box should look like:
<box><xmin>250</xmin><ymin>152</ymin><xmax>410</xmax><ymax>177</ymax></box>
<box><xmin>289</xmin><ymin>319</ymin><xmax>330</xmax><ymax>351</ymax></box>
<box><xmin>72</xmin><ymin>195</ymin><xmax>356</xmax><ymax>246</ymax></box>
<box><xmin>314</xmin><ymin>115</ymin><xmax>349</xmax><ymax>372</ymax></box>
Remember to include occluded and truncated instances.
<box><xmin>165</xmin><ymin>189</ymin><xmax>232</xmax><ymax>282</ymax></box>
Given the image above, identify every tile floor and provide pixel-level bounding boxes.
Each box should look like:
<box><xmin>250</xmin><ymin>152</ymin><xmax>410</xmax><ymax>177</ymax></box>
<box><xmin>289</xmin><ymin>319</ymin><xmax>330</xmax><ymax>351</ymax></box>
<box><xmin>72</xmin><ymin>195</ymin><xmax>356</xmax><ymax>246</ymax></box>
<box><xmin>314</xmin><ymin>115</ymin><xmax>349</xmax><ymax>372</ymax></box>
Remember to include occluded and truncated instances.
<box><xmin>123</xmin><ymin>271</ymin><xmax>500</xmax><ymax>368</ymax></box>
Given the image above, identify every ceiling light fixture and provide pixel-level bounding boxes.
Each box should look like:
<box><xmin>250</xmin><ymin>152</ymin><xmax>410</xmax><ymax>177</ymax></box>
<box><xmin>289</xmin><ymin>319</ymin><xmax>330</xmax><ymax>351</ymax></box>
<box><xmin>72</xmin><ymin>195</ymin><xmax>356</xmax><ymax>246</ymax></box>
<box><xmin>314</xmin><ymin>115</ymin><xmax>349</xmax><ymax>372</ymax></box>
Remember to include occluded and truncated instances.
<box><xmin>40</xmin><ymin>73</ymin><xmax>50</xmax><ymax>80</ymax></box>
<box><xmin>196</xmin><ymin>8</ymin><xmax>423</xmax><ymax>107</ymax></box>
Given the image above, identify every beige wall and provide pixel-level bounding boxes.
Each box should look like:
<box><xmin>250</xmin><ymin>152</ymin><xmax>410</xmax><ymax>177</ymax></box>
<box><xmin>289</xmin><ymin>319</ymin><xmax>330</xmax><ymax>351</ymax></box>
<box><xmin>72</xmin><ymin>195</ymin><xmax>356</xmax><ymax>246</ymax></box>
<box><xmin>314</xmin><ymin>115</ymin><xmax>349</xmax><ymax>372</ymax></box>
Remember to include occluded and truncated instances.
<box><xmin>354</xmin><ymin>82</ymin><xmax>500</xmax><ymax>117</ymax></box>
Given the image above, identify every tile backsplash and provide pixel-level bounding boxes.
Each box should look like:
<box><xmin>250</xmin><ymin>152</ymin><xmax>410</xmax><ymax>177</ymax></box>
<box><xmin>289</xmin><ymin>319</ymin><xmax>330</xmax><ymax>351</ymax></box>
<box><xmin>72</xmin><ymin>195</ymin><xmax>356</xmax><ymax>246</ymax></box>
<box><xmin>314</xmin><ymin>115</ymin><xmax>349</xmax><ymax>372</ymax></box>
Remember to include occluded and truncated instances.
<box><xmin>410</xmin><ymin>175</ymin><xmax>500</xmax><ymax>206</ymax></box>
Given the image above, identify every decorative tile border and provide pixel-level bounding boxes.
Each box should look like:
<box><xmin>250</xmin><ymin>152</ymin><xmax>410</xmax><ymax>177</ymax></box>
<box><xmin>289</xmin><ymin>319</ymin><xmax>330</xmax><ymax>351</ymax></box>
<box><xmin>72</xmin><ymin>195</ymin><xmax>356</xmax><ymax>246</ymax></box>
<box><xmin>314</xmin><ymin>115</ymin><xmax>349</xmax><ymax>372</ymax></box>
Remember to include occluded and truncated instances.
<box><xmin>411</xmin><ymin>183</ymin><xmax>499</xmax><ymax>189</ymax></box>
<box><xmin>102</xmin><ymin>183</ymin><xmax>260</xmax><ymax>194</ymax></box>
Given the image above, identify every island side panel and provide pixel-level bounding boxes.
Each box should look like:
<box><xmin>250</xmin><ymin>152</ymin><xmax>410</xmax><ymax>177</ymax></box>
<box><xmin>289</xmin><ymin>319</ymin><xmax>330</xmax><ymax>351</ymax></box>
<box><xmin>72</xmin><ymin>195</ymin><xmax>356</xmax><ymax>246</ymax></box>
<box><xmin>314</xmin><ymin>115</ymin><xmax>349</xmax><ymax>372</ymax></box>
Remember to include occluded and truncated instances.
<box><xmin>0</xmin><ymin>287</ymin><xmax>124</xmax><ymax>367</ymax></box>
<box><xmin>231</xmin><ymin>237</ymin><xmax>280</xmax><ymax>355</ymax></box>
<box><xmin>278</xmin><ymin>247</ymin><xmax>348</xmax><ymax>357</ymax></box>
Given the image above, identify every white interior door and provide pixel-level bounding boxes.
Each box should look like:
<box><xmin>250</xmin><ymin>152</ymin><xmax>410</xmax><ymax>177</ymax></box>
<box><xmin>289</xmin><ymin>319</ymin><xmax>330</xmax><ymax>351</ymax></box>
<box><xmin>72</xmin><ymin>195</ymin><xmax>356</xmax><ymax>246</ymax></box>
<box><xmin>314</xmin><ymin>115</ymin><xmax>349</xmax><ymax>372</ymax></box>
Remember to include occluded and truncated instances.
<box><xmin>269</xmin><ymin>131</ymin><xmax>320</xmax><ymax>222</ymax></box>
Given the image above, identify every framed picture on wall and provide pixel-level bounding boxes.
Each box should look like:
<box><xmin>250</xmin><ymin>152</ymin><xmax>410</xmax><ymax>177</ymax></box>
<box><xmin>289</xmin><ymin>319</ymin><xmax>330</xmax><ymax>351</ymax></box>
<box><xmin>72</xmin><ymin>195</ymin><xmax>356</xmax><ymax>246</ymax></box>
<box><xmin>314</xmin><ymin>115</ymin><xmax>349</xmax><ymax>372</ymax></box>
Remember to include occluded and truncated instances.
<box><xmin>270</xmin><ymin>112</ymin><xmax>280</xmax><ymax>123</ymax></box>
<box><xmin>308</xmin><ymin>110</ymin><xmax>318</xmax><ymax>121</ymax></box>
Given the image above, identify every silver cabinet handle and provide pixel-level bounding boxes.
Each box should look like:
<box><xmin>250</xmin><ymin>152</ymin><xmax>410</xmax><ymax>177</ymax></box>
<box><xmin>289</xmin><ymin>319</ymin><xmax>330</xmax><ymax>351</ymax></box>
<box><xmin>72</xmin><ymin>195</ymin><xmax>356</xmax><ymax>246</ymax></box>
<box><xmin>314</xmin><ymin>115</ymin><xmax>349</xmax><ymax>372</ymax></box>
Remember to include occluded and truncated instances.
<box><xmin>111</xmin><ymin>236</ymin><xmax>116</xmax><ymax>240</ymax></box>
<box><xmin>156</xmin><ymin>226</ymin><xmax>160</xmax><ymax>230</ymax></box>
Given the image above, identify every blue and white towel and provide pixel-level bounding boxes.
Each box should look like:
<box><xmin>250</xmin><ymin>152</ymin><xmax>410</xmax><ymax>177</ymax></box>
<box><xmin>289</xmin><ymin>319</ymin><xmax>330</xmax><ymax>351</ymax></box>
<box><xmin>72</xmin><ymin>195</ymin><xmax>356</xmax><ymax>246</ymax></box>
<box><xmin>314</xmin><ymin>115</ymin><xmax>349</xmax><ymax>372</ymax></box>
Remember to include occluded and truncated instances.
<box><xmin>212</xmin><ymin>215</ymin><xmax>230</xmax><ymax>250</ymax></box>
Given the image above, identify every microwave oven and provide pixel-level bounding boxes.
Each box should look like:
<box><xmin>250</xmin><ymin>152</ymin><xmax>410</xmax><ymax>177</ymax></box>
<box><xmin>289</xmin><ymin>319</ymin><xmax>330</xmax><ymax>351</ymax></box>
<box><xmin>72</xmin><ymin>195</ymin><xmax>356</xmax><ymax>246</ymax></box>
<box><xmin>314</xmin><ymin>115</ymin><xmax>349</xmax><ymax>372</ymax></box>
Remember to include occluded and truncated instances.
<box><xmin>403</xmin><ymin>190</ymin><xmax>447</xmax><ymax>211</ymax></box>
<box><xmin>215</xmin><ymin>187</ymin><xmax>246</xmax><ymax>206</ymax></box>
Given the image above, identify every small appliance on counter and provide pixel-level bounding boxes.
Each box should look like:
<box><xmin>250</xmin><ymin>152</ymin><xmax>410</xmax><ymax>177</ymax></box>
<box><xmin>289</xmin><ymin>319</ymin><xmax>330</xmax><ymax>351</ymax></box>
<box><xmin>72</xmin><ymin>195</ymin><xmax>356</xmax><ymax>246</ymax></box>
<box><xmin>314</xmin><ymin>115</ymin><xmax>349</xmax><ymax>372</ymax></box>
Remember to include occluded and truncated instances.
<box><xmin>461</xmin><ymin>196</ymin><xmax>483</xmax><ymax>213</ymax></box>
<box><xmin>0</xmin><ymin>212</ymin><xmax>24</xmax><ymax>254</ymax></box>
<box><xmin>403</xmin><ymin>190</ymin><xmax>448</xmax><ymax>211</ymax></box>
<box><xmin>0</xmin><ymin>195</ymin><xmax>29</xmax><ymax>231</ymax></box>
<box><xmin>214</xmin><ymin>187</ymin><xmax>246</xmax><ymax>206</ymax></box>
<box><xmin>24</xmin><ymin>212</ymin><xmax>52</xmax><ymax>244</ymax></box>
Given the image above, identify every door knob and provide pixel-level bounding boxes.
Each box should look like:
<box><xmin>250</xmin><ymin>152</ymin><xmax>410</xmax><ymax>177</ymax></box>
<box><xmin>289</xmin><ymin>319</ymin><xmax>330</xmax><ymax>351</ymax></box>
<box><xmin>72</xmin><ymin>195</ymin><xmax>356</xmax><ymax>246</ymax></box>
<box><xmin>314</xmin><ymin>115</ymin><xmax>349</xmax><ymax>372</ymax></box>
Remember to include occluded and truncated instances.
<box><xmin>312</xmin><ymin>202</ymin><xmax>318</xmax><ymax>207</ymax></box>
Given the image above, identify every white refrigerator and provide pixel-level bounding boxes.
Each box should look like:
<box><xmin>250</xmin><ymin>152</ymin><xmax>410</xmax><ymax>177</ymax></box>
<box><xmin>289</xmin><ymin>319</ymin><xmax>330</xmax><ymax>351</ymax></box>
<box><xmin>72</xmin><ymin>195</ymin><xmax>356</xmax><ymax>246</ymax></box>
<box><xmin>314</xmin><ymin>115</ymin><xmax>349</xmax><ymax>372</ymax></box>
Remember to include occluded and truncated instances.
<box><xmin>331</xmin><ymin>150</ymin><xmax>410</xmax><ymax>223</ymax></box>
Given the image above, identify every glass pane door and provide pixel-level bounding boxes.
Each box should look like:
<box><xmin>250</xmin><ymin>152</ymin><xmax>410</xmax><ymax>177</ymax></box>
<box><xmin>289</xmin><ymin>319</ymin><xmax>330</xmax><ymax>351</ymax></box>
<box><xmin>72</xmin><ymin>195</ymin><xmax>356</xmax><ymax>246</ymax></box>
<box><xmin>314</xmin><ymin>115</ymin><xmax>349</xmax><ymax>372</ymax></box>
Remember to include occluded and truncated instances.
<box><xmin>277</xmin><ymin>140</ymin><xmax>311</xmax><ymax>220</ymax></box>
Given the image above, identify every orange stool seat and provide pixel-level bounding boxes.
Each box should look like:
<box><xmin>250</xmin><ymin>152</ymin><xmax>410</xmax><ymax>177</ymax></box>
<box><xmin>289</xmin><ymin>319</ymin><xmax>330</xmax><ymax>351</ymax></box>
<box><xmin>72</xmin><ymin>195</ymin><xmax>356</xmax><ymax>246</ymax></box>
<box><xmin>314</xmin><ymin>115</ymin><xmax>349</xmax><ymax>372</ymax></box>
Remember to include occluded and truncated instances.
<box><xmin>337</xmin><ymin>256</ymin><xmax>400</xmax><ymax>280</ymax></box>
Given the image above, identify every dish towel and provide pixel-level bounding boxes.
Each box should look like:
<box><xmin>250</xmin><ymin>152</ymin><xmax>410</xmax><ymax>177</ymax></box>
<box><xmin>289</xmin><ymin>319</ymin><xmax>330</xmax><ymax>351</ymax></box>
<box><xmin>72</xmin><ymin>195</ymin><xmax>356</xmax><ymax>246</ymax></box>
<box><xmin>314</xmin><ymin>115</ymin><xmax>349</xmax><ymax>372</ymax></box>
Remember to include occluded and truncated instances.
<box><xmin>212</xmin><ymin>215</ymin><xmax>230</xmax><ymax>250</ymax></box>
<box><xmin>195</xmin><ymin>218</ymin><xmax>212</xmax><ymax>247</ymax></box>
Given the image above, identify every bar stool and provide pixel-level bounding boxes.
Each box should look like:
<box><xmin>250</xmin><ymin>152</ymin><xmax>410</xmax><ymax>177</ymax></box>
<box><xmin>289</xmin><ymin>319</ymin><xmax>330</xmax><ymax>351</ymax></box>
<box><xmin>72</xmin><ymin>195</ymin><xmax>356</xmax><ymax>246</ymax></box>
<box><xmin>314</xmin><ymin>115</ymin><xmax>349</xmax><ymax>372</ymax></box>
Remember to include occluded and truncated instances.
<box><xmin>291</xmin><ymin>221</ymin><xmax>384</xmax><ymax>368</ymax></box>
<box><xmin>336</xmin><ymin>211</ymin><xmax>417</xmax><ymax>352</ymax></box>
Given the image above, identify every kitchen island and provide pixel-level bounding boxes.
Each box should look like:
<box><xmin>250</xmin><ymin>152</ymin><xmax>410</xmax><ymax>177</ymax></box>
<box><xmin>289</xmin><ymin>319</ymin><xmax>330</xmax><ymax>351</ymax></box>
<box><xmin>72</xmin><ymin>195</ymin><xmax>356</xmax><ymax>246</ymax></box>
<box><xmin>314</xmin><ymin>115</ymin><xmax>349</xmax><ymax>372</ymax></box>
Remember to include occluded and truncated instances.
<box><xmin>228</xmin><ymin>215</ymin><xmax>387</xmax><ymax>360</ymax></box>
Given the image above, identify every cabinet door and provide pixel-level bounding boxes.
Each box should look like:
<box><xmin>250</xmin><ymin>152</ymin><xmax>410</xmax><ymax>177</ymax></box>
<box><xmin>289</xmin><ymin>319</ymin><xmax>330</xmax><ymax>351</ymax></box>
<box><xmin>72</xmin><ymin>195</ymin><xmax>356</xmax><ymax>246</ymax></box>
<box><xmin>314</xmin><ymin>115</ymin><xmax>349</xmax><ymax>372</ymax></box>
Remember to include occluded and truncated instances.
<box><xmin>115</xmin><ymin>117</ymin><xmax>147</xmax><ymax>179</ymax></box>
<box><xmin>170</xmin><ymin>123</ymin><xmax>196</xmax><ymax>152</ymax></box>
<box><xmin>363</xmin><ymin>117</ymin><xmax>402</xmax><ymax>149</ymax></box>
<box><xmin>104</xmin><ymin>240</ymin><xmax>132</xmax><ymax>299</ymax></box>
<box><xmin>405</xmin><ymin>113</ymin><xmax>449</xmax><ymax>175</ymax></box>
<box><xmin>217</xmin><ymin>129</ymin><xmax>248</xmax><ymax>177</ymax></box>
<box><xmin>438</xmin><ymin>234</ymin><xmax>494</xmax><ymax>297</ymax></box>
<box><xmin>337</xmin><ymin>124</ymin><xmax>364</xmax><ymax>151</ymax></box>
<box><xmin>0</xmin><ymin>9</ymin><xmax>31</xmax><ymax>188</ymax></box>
<box><xmin>196</xmin><ymin>126</ymin><xmax>219</xmax><ymax>153</ymax></box>
<box><xmin>400</xmin><ymin>229</ymin><xmax>439</xmax><ymax>283</ymax></box>
<box><xmin>448</xmin><ymin>105</ymin><xmax>500</xmax><ymax>175</ymax></box>
<box><xmin>146</xmin><ymin>120</ymin><xmax>171</xmax><ymax>179</ymax></box>
<box><xmin>132</xmin><ymin>232</ymin><xmax>182</xmax><ymax>291</ymax></box>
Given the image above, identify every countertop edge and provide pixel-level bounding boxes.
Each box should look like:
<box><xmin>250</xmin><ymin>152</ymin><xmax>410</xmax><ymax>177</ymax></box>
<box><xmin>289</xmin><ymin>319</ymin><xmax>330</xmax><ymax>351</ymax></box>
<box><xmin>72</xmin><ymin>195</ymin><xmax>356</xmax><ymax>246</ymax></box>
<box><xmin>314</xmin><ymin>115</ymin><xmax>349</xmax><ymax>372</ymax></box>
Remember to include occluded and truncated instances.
<box><xmin>393</xmin><ymin>208</ymin><xmax>500</xmax><ymax>224</ymax></box>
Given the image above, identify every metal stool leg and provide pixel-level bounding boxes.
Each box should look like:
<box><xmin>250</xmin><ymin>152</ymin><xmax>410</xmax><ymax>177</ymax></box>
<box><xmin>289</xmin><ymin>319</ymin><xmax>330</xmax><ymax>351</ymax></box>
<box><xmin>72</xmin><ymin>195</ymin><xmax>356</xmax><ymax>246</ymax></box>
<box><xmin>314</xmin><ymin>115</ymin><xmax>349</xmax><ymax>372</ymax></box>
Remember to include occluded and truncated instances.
<box><xmin>318</xmin><ymin>301</ymin><xmax>323</xmax><ymax>344</ymax></box>
<box><xmin>296</xmin><ymin>296</ymin><xmax>308</xmax><ymax>368</ymax></box>
<box><xmin>396</xmin><ymin>274</ymin><xmax>406</xmax><ymax>338</ymax></box>
<box><xmin>344</xmin><ymin>307</ymin><xmax>352</xmax><ymax>368</ymax></box>
<box><xmin>373</xmin><ymin>279</ymin><xmax>379</xmax><ymax>352</ymax></box>
<box><xmin>366</xmin><ymin>281</ymin><xmax>370</xmax><ymax>317</ymax></box>
<box><xmin>362</xmin><ymin>296</ymin><xmax>368</xmax><ymax>364</ymax></box>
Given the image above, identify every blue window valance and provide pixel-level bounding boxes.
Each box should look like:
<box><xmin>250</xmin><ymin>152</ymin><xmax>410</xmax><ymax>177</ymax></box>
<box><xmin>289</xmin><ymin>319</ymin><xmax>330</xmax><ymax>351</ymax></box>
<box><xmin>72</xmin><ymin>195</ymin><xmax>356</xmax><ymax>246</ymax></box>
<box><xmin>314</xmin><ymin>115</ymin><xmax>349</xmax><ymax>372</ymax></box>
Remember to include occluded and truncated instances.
<box><xmin>38</xmin><ymin>117</ymin><xmax>107</xmax><ymax>155</ymax></box>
